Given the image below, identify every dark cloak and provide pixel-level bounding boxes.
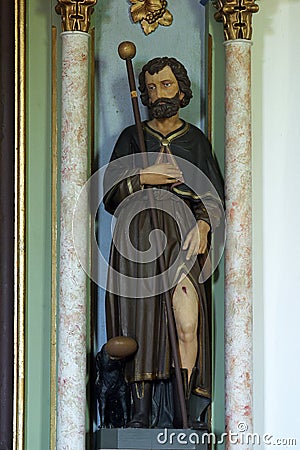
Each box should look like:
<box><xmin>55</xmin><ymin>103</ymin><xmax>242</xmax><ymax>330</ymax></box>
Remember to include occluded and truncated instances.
<box><xmin>103</xmin><ymin>121</ymin><xmax>224</xmax><ymax>399</ymax></box>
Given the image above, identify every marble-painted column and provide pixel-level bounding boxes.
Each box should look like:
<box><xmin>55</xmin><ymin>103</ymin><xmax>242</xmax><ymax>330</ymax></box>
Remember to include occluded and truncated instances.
<box><xmin>212</xmin><ymin>1</ymin><xmax>259</xmax><ymax>447</ymax></box>
<box><xmin>57</xmin><ymin>31</ymin><xmax>89</xmax><ymax>449</ymax></box>
<box><xmin>224</xmin><ymin>39</ymin><xmax>253</xmax><ymax>448</ymax></box>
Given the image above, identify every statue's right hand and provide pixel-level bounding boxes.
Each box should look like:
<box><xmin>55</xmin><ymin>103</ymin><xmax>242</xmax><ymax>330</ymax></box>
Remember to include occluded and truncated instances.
<box><xmin>139</xmin><ymin>163</ymin><xmax>183</xmax><ymax>185</ymax></box>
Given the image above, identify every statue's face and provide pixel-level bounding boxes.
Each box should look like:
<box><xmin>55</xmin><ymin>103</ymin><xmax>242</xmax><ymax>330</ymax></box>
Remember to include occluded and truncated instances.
<box><xmin>145</xmin><ymin>65</ymin><xmax>184</xmax><ymax>105</ymax></box>
<box><xmin>145</xmin><ymin>66</ymin><xmax>184</xmax><ymax>119</ymax></box>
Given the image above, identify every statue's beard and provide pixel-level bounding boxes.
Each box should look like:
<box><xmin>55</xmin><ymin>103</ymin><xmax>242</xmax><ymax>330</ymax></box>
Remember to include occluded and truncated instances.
<box><xmin>149</xmin><ymin>92</ymin><xmax>181</xmax><ymax>119</ymax></box>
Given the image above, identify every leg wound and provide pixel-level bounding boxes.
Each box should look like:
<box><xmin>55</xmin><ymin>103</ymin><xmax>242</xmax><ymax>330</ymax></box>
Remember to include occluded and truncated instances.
<box><xmin>182</xmin><ymin>286</ymin><xmax>187</xmax><ymax>294</ymax></box>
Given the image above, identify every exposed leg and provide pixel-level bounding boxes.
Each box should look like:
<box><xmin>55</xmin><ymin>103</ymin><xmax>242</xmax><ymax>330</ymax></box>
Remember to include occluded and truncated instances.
<box><xmin>172</xmin><ymin>276</ymin><xmax>199</xmax><ymax>382</ymax></box>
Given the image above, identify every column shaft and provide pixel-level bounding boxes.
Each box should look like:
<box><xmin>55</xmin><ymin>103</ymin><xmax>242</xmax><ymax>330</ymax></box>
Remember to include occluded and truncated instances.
<box><xmin>57</xmin><ymin>31</ymin><xmax>89</xmax><ymax>449</ymax></box>
<box><xmin>224</xmin><ymin>40</ymin><xmax>253</xmax><ymax>449</ymax></box>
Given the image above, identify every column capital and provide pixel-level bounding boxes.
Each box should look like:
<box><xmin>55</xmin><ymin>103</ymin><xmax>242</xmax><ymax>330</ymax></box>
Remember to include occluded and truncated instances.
<box><xmin>55</xmin><ymin>0</ymin><xmax>97</xmax><ymax>33</ymax></box>
<box><xmin>213</xmin><ymin>0</ymin><xmax>259</xmax><ymax>41</ymax></box>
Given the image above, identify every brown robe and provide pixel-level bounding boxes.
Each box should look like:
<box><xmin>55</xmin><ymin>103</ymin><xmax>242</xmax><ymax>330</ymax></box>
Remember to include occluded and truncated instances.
<box><xmin>103</xmin><ymin>121</ymin><xmax>224</xmax><ymax>399</ymax></box>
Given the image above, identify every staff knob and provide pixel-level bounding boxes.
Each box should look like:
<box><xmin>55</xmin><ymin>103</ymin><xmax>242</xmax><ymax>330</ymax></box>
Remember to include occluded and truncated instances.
<box><xmin>118</xmin><ymin>41</ymin><xmax>136</xmax><ymax>60</ymax></box>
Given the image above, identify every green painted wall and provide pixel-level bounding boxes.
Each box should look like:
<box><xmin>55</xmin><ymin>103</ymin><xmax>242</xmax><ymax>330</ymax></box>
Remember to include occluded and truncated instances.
<box><xmin>26</xmin><ymin>1</ymin><xmax>60</xmax><ymax>448</ymax></box>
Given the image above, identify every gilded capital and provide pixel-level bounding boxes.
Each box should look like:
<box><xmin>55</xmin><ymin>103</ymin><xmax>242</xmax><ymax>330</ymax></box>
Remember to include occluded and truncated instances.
<box><xmin>55</xmin><ymin>0</ymin><xmax>97</xmax><ymax>33</ymax></box>
<box><xmin>213</xmin><ymin>0</ymin><xmax>259</xmax><ymax>40</ymax></box>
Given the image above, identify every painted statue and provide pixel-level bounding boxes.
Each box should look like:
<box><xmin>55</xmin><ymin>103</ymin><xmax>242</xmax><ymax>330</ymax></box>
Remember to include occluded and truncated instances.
<box><xmin>100</xmin><ymin>56</ymin><xmax>224</xmax><ymax>429</ymax></box>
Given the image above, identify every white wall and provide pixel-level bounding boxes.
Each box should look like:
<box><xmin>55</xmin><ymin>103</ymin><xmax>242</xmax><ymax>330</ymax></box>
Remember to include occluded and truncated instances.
<box><xmin>252</xmin><ymin>0</ymin><xmax>300</xmax><ymax>446</ymax></box>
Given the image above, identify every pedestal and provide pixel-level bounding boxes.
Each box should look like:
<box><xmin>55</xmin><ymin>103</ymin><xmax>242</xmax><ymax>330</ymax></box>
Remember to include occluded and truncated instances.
<box><xmin>97</xmin><ymin>429</ymin><xmax>208</xmax><ymax>450</ymax></box>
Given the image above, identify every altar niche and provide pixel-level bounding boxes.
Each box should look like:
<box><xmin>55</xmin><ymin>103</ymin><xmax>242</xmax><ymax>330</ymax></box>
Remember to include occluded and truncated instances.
<box><xmin>91</xmin><ymin>0</ymin><xmax>224</xmax><ymax>448</ymax></box>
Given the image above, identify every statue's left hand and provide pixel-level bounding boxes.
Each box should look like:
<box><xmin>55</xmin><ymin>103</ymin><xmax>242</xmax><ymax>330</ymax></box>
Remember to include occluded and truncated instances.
<box><xmin>182</xmin><ymin>220</ymin><xmax>210</xmax><ymax>260</ymax></box>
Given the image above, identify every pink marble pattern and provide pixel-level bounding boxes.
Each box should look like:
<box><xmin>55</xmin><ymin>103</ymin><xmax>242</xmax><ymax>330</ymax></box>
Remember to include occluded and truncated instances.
<box><xmin>57</xmin><ymin>32</ymin><xmax>90</xmax><ymax>450</ymax></box>
<box><xmin>224</xmin><ymin>40</ymin><xmax>253</xmax><ymax>449</ymax></box>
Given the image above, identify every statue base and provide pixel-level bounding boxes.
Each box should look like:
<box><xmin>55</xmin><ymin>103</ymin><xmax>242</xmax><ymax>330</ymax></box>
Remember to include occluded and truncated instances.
<box><xmin>97</xmin><ymin>428</ymin><xmax>208</xmax><ymax>449</ymax></box>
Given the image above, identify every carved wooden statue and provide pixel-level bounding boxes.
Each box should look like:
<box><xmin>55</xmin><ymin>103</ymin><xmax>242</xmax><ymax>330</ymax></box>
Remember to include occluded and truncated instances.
<box><xmin>98</xmin><ymin>45</ymin><xmax>224</xmax><ymax>430</ymax></box>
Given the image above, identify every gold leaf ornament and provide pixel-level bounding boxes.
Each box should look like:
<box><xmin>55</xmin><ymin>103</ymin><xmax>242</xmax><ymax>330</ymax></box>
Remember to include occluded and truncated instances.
<box><xmin>140</xmin><ymin>19</ymin><xmax>159</xmax><ymax>35</ymax></box>
<box><xmin>130</xmin><ymin>0</ymin><xmax>173</xmax><ymax>35</ymax></box>
<box><xmin>130</xmin><ymin>0</ymin><xmax>149</xmax><ymax>22</ymax></box>
<box><xmin>158</xmin><ymin>8</ymin><xmax>172</xmax><ymax>26</ymax></box>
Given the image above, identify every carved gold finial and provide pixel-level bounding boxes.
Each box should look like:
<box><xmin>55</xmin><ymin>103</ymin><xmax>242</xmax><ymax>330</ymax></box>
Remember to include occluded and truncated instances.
<box><xmin>55</xmin><ymin>0</ymin><xmax>97</xmax><ymax>33</ymax></box>
<box><xmin>213</xmin><ymin>0</ymin><xmax>259</xmax><ymax>40</ymax></box>
<box><xmin>130</xmin><ymin>0</ymin><xmax>173</xmax><ymax>36</ymax></box>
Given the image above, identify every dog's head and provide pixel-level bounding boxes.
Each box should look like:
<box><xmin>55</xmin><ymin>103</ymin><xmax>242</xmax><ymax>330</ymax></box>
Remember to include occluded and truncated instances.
<box><xmin>96</xmin><ymin>344</ymin><xmax>124</xmax><ymax>373</ymax></box>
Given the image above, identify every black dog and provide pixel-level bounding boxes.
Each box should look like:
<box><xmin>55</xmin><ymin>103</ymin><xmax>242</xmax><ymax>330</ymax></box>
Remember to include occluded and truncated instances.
<box><xmin>95</xmin><ymin>344</ymin><xmax>130</xmax><ymax>428</ymax></box>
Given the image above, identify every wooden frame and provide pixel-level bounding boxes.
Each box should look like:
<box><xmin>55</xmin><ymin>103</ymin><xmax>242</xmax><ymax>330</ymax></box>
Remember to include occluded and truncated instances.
<box><xmin>14</xmin><ymin>0</ymin><xmax>26</xmax><ymax>448</ymax></box>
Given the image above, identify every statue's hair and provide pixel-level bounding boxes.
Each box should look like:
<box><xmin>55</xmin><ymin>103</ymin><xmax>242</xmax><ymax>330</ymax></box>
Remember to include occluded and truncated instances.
<box><xmin>138</xmin><ymin>57</ymin><xmax>193</xmax><ymax>108</ymax></box>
